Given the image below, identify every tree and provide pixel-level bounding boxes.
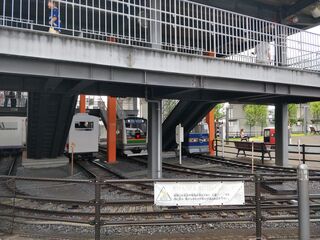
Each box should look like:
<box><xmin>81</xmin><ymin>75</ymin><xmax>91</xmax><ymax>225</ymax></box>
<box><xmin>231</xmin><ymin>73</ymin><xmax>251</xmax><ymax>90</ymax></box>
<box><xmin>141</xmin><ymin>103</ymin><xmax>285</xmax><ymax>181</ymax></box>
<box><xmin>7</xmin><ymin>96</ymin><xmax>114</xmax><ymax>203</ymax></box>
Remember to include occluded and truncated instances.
<box><xmin>288</xmin><ymin>104</ymin><xmax>298</xmax><ymax>126</ymax></box>
<box><xmin>243</xmin><ymin>105</ymin><xmax>268</xmax><ymax>136</ymax></box>
<box><xmin>256</xmin><ymin>105</ymin><xmax>268</xmax><ymax>134</ymax></box>
<box><xmin>162</xmin><ymin>99</ymin><xmax>179</xmax><ymax>120</ymax></box>
<box><xmin>310</xmin><ymin>102</ymin><xmax>320</xmax><ymax>121</ymax></box>
<box><xmin>214</xmin><ymin>103</ymin><xmax>224</xmax><ymax>121</ymax></box>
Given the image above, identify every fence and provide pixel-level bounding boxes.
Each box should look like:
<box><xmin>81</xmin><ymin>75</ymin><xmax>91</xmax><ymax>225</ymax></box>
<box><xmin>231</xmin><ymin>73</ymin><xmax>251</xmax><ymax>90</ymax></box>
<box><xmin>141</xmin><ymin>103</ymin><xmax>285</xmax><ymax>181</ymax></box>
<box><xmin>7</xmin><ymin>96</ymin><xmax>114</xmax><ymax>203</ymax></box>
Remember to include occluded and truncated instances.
<box><xmin>0</xmin><ymin>175</ymin><xmax>320</xmax><ymax>240</ymax></box>
<box><xmin>0</xmin><ymin>91</ymin><xmax>28</xmax><ymax>108</ymax></box>
<box><xmin>215</xmin><ymin>139</ymin><xmax>320</xmax><ymax>163</ymax></box>
<box><xmin>0</xmin><ymin>0</ymin><xmax>320</xmax><ymax>71</ymax></box>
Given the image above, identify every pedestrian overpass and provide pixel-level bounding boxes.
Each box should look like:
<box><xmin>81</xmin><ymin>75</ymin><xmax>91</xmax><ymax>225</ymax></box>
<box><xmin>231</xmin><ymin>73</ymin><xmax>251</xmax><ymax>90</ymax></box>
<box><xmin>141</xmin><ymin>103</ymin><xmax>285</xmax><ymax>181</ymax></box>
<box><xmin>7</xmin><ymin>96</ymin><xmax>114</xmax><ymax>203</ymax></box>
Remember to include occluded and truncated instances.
<box><xmin>0</xmin><ymin>0</ymin><xmax>320</xmax><ymax>175</ymax></box>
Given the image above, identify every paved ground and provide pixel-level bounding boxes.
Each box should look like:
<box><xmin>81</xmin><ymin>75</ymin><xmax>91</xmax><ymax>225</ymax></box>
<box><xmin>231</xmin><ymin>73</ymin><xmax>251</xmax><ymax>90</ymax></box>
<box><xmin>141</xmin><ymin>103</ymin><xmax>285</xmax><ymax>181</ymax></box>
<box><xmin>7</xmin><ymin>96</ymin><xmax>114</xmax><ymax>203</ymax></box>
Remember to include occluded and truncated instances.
<box><xmin>291</xmin><ymin>135</ymin><xmax>320</xmax><ymax>145</ymax></box>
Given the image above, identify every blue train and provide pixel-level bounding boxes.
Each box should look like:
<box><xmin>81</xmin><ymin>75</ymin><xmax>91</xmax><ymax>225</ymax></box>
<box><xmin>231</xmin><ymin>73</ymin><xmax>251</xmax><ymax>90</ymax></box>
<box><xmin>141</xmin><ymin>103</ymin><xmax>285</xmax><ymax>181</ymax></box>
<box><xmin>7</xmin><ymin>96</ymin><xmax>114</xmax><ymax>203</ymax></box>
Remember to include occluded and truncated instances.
<box><xmin>183</xmin><ymin>122</ymin><xmax>209</xmax><ymax>154</ymax></box>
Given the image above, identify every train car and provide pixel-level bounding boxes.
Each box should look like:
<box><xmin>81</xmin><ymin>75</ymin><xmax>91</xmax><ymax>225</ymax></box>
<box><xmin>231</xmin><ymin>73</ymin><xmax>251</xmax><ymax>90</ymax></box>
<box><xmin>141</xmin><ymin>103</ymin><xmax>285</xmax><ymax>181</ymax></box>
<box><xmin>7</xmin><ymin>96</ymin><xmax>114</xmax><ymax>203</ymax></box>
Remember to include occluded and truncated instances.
<box><xmin>183</xmin><ymin>122</ymin><xmax>209</xmax><ymax>154</ymax></box>
<box><xmin>67</xmin><ymin>113</ymin><xmax>99</xmax><ymax>158</ymax></box>
<box><xmin>0</xmin><ymin>116</ymin><xmax>27</xmax><ymax>155</ymax></box>
<box><xmin>264</xmin><ymin>127</ymin><xmax>276</xmax><ymax>144</ymax></box>
<box><xmin>116</xmin><ymin>117</ymin><xmax>147</xmax><ymax>156</ymax></box>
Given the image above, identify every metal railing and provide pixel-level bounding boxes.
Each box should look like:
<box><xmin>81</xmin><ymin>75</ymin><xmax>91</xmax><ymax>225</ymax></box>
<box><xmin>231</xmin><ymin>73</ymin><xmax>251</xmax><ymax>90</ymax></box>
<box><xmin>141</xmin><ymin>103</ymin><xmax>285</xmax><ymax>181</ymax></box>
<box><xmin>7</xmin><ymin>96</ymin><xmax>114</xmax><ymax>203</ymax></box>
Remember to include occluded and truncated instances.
<box><xmin>1</xmin><ymin>175</ymin><xmax>320</xmax><ymax>240</ymax></box>
<box><xmin>214</xmin><ymin>139</ymin><xmax>320</xmax><ymax>163</ymax></box>
<box><xmin>1</xmin><ymin>0</ymin><xmax>320</xmax><ymax>72</ymax></box>
<box><xmin>0</xmin><ymin>91</ymin><xmax>28</xmax><ymax>108</ymax></box>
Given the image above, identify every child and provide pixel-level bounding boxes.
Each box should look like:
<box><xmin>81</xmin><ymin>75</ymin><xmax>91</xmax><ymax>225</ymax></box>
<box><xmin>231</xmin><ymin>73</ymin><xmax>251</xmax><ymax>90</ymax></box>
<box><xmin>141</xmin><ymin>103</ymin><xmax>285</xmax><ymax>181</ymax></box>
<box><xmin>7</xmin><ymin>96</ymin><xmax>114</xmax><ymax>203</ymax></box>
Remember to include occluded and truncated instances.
<box><xmin>48</xmin><ymin>0</ymin><xmax>61</xmax><ymax>34</ymax></box>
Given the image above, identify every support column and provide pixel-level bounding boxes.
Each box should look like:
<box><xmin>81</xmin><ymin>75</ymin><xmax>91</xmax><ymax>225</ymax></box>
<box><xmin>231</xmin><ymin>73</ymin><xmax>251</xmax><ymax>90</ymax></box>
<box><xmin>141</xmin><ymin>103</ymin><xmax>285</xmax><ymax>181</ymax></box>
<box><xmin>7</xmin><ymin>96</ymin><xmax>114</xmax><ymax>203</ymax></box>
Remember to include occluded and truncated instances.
<box><xmin>148</xmin><ymin>101</ymin><xmax>162</xmax><ymax>179</ymax></box>
<box><xmin>275</xmin><ymin>103</ymin><xmax>289</xmax><ymax>166</ymax></box>
<box><xmin>79</xmin><ymin>95</ymin><xmax>86</xmax><ymax>113</ymax></box>
<box><xmin>132</xmin><ymin>98</ymin><xmax>138</xmax><ymax>111</ymax></box>
<box><xmin>206</xmin><ymin>110</ymin><xmax>215</xmax><ymax>156</ymax></box>
<box><xmin>107</xmin><ymin>96</ymin><xmax>117</xmax><ymax>163</ymax></box>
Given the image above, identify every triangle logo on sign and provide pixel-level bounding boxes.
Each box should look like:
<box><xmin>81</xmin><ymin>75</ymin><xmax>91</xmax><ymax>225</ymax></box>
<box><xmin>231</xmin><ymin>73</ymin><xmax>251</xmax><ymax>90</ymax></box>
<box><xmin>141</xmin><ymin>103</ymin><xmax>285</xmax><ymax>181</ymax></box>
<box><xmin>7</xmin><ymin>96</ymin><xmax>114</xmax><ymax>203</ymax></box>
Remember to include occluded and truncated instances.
<box><xmin>156</xmin><ymin>187</ymin><xmax>172</xmax><ymax>201</ymax></box>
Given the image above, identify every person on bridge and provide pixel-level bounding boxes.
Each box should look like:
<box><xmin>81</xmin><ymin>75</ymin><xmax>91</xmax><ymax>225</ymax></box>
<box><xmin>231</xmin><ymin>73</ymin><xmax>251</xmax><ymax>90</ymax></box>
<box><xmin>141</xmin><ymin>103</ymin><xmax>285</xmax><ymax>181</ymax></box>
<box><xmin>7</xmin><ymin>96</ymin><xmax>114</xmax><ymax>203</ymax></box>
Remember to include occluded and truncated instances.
<box><xmin>48</xmin><ymin>0</ymin><xmax>61</xmax><ymax>34</ymax></box>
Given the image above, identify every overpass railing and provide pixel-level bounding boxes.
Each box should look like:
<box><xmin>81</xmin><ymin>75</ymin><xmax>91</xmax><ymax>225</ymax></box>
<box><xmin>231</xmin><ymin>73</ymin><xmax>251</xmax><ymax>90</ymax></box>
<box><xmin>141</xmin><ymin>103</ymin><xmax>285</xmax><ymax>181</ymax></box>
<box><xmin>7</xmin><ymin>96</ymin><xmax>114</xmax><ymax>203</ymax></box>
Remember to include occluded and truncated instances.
<box><xmin>0</xmin><ymin>0</ymin><xmax>320</xmax><ymax>72</ymax></box>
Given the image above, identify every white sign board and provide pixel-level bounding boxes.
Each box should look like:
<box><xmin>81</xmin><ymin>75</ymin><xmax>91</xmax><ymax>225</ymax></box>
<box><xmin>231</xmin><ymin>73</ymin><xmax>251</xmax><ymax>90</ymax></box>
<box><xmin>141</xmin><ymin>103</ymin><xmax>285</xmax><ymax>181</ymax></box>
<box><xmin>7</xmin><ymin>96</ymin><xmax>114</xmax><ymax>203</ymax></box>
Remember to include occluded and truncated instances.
<box><xmin>154</xmin><ymin>181</ymin><xmax>245</xmax><ymax>206</ymax></box>
<box><xmin>175</xmin><ymin>124</ymin><xmax>184</xmax><ymax>144</ymax></box>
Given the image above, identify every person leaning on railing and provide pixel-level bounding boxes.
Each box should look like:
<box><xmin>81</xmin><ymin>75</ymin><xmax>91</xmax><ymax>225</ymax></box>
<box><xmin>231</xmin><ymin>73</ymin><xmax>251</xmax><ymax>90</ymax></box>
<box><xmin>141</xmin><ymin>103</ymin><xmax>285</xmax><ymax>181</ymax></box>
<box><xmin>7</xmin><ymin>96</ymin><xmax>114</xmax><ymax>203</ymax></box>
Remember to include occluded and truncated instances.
<box><xmin>48</xmin><ymin>0</ymin><xmax>61</xmax><ymax>34</ymax></box>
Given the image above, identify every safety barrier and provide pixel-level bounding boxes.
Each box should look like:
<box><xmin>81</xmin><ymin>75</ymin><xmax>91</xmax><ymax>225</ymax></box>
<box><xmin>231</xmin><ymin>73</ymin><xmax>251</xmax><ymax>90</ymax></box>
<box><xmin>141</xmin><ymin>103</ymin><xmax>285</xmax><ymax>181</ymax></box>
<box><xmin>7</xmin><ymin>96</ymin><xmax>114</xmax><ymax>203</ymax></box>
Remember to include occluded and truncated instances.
<box><xmin>0</xmin><ymin>174</ymin><xmax>320</xmax><ymax>240</ymax></box>
<box><xmin>0</xmin><ymin>0</ymin><xmax>320</xmax><ymax>71</ymax></box>
<box><xmin>215</xmin><ymin>139</ymin><xmax>320</xmax><ymax>163</ymax></box>
<box><xmin>0</xmin><ymin>91</ymin><xmax>27</xmax><ymax>108</ymax></box>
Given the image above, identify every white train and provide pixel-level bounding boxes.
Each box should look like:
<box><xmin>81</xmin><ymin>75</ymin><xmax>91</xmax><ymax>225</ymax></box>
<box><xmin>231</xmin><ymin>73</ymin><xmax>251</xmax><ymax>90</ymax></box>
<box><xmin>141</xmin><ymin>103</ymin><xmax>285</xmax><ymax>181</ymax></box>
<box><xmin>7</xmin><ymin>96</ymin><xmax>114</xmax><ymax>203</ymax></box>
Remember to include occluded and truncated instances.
<box><xmin>66</xmin><ymin>114</ymin><xmax>148</xmax><ymax>158</ymax></box>
<box><xmin>0</xmin><ymin>116</ymin><xmax>27</xmax><ymax>154</ymax></box>
<box><xmin>66</xmin><ymin>113</ymin><xmax>100</xmax><ymax>158</ymax></box>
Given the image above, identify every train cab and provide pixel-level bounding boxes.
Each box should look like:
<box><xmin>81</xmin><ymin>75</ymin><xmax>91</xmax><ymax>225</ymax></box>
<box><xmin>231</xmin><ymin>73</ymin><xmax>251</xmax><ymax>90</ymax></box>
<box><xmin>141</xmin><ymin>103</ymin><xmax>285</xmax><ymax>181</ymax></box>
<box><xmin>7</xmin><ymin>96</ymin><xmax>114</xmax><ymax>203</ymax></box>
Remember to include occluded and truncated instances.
<box><xmin>0</xmin><ymin>116</ymin><xmax>27</xmax><ymax>155</ymax></box>
<box><xmin>116</xmin><ymin>117</ymin><xmax>148</xmax><ymax>156</ymax></box>
<box><xmin>264</xmin><ymin>127</ymin><xmax>276</xmax><ymax>145</ymax></box>
<box><xmin>184</xmin><ymin>122</ymin><xmax>209</xmax><ymax>154</ymax></box>
<box><xmin>67</xmin><ymin>113</ymin><xmax>100</xmax><ymax>157</ymax></box>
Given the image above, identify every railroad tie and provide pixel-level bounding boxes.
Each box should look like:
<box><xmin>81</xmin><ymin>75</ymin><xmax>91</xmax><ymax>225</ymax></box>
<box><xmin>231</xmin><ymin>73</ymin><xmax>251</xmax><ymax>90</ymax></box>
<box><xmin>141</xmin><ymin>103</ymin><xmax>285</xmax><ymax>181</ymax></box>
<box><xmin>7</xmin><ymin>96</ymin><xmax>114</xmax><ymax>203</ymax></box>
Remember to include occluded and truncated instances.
<box><xmin>181</xmin><ymin>213</ymin><xmax>191</xmax><ymax>219</ymax></box>
<box><xmin>200</xmin><ymin>212</ymin><xmax>209</xmax><ymax>218</ymax></box>
<box><xmin>220</xmin><ymin>212</ymin><xmax>228</xmax><ymax>218</ymax></box>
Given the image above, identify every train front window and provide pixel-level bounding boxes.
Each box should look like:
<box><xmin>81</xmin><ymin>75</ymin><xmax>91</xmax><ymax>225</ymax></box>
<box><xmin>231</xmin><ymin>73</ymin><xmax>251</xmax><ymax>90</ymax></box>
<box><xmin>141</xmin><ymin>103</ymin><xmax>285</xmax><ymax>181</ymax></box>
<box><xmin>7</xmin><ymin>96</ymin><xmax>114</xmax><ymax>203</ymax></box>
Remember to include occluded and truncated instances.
<box><xmin>75</xmin><ymin>121</ymin><xmax>94</xmax><ymax>131</ymax></box>
<box><xmin>125</xmin><ymin>119</ymin><xmax>147</xmax><ymax>133</ymax></box>
<box><xmin>264</xmin><ymin>129</ymin><xmax>270</xmax><ymax>137</ymax></box>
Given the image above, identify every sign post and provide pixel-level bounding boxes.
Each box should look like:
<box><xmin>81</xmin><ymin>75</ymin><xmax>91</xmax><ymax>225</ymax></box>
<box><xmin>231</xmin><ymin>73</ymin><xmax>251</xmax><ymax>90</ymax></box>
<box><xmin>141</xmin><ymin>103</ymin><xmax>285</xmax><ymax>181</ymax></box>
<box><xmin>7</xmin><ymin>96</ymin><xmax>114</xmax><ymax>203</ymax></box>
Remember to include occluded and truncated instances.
<box><xmin>70</xmin><ymin>142</ymin><xmax>75</xmax><ymax>176</ymax></box>
<box><xmin>251</xmin><ymin>141</ymin><xmax>254</xmax><ymax>174</ymax></box>
<box><xmin>298</xmin><ymin>164</ymin><xmax>310</xmax><ymax>240</ymax></box>
<box><xmin>176</xmin><ymin>124</ymin><xmax>184</xmax><ymax>165</ymax></box>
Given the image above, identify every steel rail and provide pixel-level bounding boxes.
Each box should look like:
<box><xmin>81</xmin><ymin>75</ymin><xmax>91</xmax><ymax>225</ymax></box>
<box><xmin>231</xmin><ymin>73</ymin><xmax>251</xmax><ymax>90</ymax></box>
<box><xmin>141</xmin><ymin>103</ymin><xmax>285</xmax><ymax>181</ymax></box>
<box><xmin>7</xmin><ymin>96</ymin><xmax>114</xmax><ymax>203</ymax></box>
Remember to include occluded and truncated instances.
<box><xmin>76</xmin><ymin>160</ymin><xmax>153</xmax><ymax>197</ymax></box>
<box><xmin>1</xmin><ymin>202</ymin><xmax>320</xmax><ymax>217</ymax></box>
<box><xmin>194</xmin><ymin>154</ymin><xmax>320</xmax><ymax>175</ymax></box>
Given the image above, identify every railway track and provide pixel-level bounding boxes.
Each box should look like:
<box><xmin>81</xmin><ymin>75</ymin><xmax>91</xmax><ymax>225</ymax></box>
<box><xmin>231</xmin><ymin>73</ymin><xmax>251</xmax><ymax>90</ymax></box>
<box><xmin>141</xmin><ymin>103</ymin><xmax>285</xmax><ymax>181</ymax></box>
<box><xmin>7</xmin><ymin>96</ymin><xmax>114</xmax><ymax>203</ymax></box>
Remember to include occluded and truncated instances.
<box><xmin>127</xmin><ymin>156</ymin><xmax>299</xmax><ymax>178</ymax></box>
<box><xmin>76</xmin><ymin>159</ymin><xmax>153</xmax><ymax>197</ymax></box>
<box><xmin>0</xmin><ymin>155</ymin><xmax>320</xmax><ymax>239</ymax></box>
<box><xmin>193</xmin><ymin>154</ymin><xmax>320</xmax><ymax>176</ymax></box>
<box><xmin>0</xmin><ymin>154</ymin><xmax>19</xmax><ymax>176</ymax></box>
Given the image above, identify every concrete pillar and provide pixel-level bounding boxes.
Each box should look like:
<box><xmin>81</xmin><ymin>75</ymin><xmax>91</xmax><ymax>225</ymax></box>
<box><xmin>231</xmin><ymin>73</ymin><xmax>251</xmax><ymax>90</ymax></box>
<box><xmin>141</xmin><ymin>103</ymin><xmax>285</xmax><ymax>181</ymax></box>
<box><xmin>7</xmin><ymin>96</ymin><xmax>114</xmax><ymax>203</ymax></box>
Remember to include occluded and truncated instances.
<box><xmin>140</xmin><ymin>99</ymin><xmax>148</xmax><ymax>119</ymax></box>
<box><xmin>206</xmin><ymin>110</ymin><xmax>215</xmax><ymax>156</ymax></box>
<box><xmin>147</xmin><ymin>101</ymin><xmax>162</xmax><ymax>179</ymax></box>
<box><xmin>107</xmin><ymin>96</ymin><xmax>117</xmax><ymax>163</ymax></box>
<box><xmin>79</xmin><ymin>95</ymin><xmax>86</xmax><ymax>113</ymax></box>
<box><xmin>275</xmin><ymin>103</ymin><xmax>288</xmax><ymax>166</ymax></box>
<box><xmin>150</xmin><ymin>0</ymin><xmax>161</xmax><ymax>49</ymax></box>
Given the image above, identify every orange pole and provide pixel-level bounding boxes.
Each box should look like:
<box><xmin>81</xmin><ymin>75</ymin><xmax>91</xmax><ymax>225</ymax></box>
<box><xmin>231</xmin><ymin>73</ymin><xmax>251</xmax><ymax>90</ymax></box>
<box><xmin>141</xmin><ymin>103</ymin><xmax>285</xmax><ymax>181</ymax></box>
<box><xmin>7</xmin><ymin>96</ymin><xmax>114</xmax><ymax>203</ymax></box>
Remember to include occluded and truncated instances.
<box><xmin>206</xmin><ymin>110</ymin><xmax>215</xmax><ymax>156</ymax></box>
<box><xmin>79</xmin><ymin>95</ymin><xmax>86</xmax><ymax>113</ymax></box>
<box><xmin>107</xmin><ymin>96</ymin><xmax>117</xmax><ymax>163</ymax></box>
